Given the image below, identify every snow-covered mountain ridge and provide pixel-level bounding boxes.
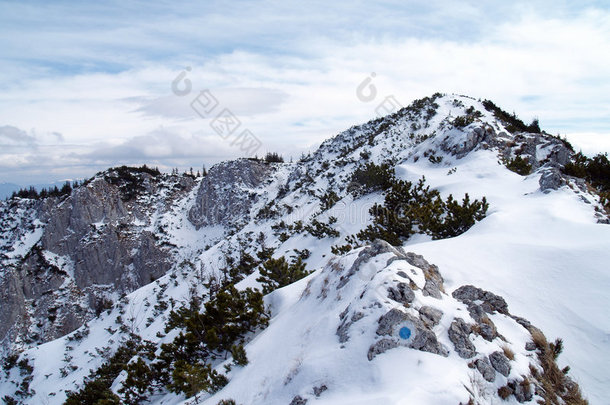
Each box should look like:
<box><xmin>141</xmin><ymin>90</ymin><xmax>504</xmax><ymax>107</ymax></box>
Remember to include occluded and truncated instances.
<box><xmin>1</xmin><ymin>93</ymin><xmax>609</xmax><ymax>404</ymax></box>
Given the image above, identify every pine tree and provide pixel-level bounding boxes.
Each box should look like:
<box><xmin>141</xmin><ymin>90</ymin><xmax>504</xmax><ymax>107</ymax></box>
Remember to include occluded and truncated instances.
<box><xmin>257</xmin><ymin>257</ymin><xmax>310</xmax><ymax>294</ymax></box>
<box><xmin>169</xmin><ymin>361</ymin><xmax>226</xmax><ymax>397</ymax></box>
<box><xmin>119</xmin><ymin>358</ymin><xmax>155</xmax><ymax>404</ymax></box>
<box><xmin>358</xmin><ymin>177</ymin><xmax>488</xmax><ymax>245</ymax></box>
<box><xmin>231</xmin><ymin>344</ymin><xmax>248</xmax><ymax>366</ymax></box>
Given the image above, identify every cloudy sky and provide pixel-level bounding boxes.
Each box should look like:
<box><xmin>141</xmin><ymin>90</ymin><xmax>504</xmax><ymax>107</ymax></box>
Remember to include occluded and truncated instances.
<box><xmin>0</xmin><ymin>0</ymin><xmax>609</xmax><ymax>185</ymax></box>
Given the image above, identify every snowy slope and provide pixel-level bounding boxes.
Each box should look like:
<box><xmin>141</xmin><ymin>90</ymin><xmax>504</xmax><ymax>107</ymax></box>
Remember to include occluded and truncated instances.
<box><xmin>399</xmin><ymin>150</ymin><xmax>610</xmax><ymax>404</ymax></box>
<box><xmin>0</xmin><ymin>93</ymin><xmax>608</xmax><ymax>405</ymax></box>
<box><xmin>197</xmin><ymin>242</ymin><xmax>536</xmax><ymax>405</ymax></box>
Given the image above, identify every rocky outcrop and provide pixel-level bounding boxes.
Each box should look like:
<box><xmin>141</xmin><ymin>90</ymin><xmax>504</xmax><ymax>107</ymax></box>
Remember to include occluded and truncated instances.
<box><xmin>370</xmin><ymin>308</ymin><xmax>448</xmax><ymax>359</ymax></box>
<box><xmin>489</xmin><ymin>350</ymin><xmax>511</xmax><ymax>377</ymax></box>
<box><xmin>539</xmin><ymin>167</ymin><xmax>565</xmax><ymax>192</ymax></box>
<box><xmin>475</xmin><ymin>357</ymin><xmax>496</xmax><ymax>382</ymax></box>
<box><xmin>448</xmin><ymin>318</ymin><xmax>477</xmax><ymax>359</ymax></box>
<box><xmin>452</xmin><ymin>285</ymin><xmax>508</xmax><ymax>315</ymax></box>
<box><xmin>440</xmin><ymin>125</ymin><xmax>498</xmax><ymax>159</ymax></box>
<box><xmin>188</xmin><ymin>159</ymin><xmax>274</xmax><ymax>228</ymax></box>
<box><xmin>387</xmin><ymin>282</ymin><xmax>415</xmax><ymax>305</ymax></box>
<box><xmin>418</xmin><ymin>306</ymin><xmax>443</xmax><ymax>328</ymax></box>
<box><xmin>0</xmin><ymin>170</ymin><xmax>196</xmax><ymax>353</ymax></box>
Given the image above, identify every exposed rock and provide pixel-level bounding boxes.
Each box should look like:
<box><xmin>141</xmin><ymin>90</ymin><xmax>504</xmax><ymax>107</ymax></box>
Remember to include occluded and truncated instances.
<box><xmin>396</xmin><ymin>270</ymin><xmax>409</xmax><ymax>279</ymax></box>
<box><xmin>467</xmin><ymin>305</ymin><xmax>498</xmax><ymax>341</ymax></box>
<box><xmin>422</xmin><ymin>278</ymin><xmax>443</xmax><ymax>299</ymax></box>
<box><xmin>525</xmin><ymin>341</ymin><xmax>537</xmax><ymax>351</ymax></box>
<box><xmin>373</xmin><ymin>308</ymin><xmax>448</xmax><ymax>358</ymax></box>
<box><xmin>289</xmin><ymin>395</ymin><xmax>308</xmax><ymax>405</ymax></box>
<box><xmin>387</xmin><ymin>282</ymin><xmax>415</xmax><ymax>305</ymax></box>
<box><xmin>403</xmin><ymin>253</ymin><xmax>444</xmax><ymax>298</ymax></box>
<box><xmin>418</xmin><ymin>306</ymin><xmax>443</xmax><ymax>327</ymax></box>
<box><xmin>376</xmin><ymin>308</ymin><xmax>410</xmax><ymax>336</ymax></box>
<box><xmin>313</xmin><ymin>384</ymin><xmax>328</xmax><ymax>397</ymax></box>
<box><xmin>336</xmin><ymin>311</ymin><xmax>364</xmax><ymax>343</ymax></box>
<box><xmin>477</xmin><ymin>321</ymin><xmax>497</xmax><ymax>342</ymax></box>
<box><xmin>511</xmin><ymin>315</ymin><xmax>532</xmax><ymax>329</ymax></box>
<box><xmin>410</xmin><ymin>328</ymin><xmax>449</xmax><ymax>357</ymax></box>
<box><xmin>448</xmin><ymin>318</ymin><xmax>476</xmax><ymax>359</ymax></box>
<box><xmin>475</xmin><ymin>357</ymin><xmax>496</xmax><ymax>382</ymax></box>
<box><xmin>188</xmin><ymin>159</ymin><xmax>273</xmax><ymax>228</ymax></box>
<box><xmin>0</xmin><ymin>171</ymin><xmax>195</xmax><ymax>352</ymax></box>
<box><xmin>367</xmin><ymin>338</ymin><xmax>400</xmax><ymax>361</ymax></box>
<box><xmin>499</xmin><ymin>132</ymin><xmax>572</xmax><ymax>172</ymax></box>
<box><xmin>337</xmin><ymin>240</ymin><xmax>405</xmax><ymax>289</ymax></box>
<box><xmin>452</xmin><ymin>285</ymin><xmax>508</xmax><ymax>314</ymax></box>
<box><xmin>466</xmin><ymin>303</ymin><xmax>486</xmax><ymax>323</ymax></box>
<box><xmin>539</xmin><ymin>168</ymin><xmax>565</xmax><ymax>192</ymax></box>
<box><xmin>440</xmin><ymin>125</ymin><xmax>496</xmax><ymax>159</ymax></box>
<box><xmin>508</xmin><ymin>379</ymin><xmax>533</xmax><ymax>403</ymax></box>
<box><xmin>489</xmin><ymin>351</ymin><xmax>511</xmax><ymax>377</ymax></box>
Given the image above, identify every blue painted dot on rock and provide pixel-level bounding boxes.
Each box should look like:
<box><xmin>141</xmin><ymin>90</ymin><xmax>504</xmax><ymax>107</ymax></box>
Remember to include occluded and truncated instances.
<box><xmin>399</xmin><ymin>326</ymin><xmax>411</xmax><ymax>340</ymax></box>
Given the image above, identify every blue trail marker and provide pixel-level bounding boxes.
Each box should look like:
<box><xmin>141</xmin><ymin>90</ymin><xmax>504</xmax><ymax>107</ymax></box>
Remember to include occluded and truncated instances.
<box><xmin>399</xmin><ymin>326</ymin><xmax>411</xmax><ymax>340</ymax></box>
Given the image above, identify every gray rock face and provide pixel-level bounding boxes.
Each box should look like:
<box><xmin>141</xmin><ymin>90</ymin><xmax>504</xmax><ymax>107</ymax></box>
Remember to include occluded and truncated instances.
<box><xmin>422</xmin><ymin>277</ymin><xmax>443</xmax><ymax>299</ymax></box>
<box><xmin>376</xmin><ymin>308</ymin><xmax>410</xmax><ymax>336</ymax></box>
<box><xmin>337</xmin><ymin>239</ymin><xmax>406</xmax><ymax>289</ymax></box>
<box><xmin>466</xmin><ymin>303</ymin><xmax>487</xmax><ymax>323</ymax></box>
<box><xmin>188</xmin><ymin>159</ymin><xmax>273</xmax><ymax>228</ymax></box>
<box><xmin>539</xmin><ymin>168</ymin><xmax>565</xmax><ymax>192</ymax></box>
<box><xmin>387</xmin><ymin>282</ymin><xmax>415</xmax><ymax>305</ymax></box>
<box><xmin>402</xmin><ymin>252</ymin><xmax>444</xmax><ymax>299</ymax></box>
<box><xmin>418</xmin><ymin>306</ymin><xmax>443</xmax><ymax>327</ymax></box>
<box><xmin>372</xmin><ymin>308</ymin><xmax>448</xmax><ymax>359</ymax></box>
<box><xmin>464</xmin><ymin>303</ymin><xmax>497</xmax><ymax>341</ymax></box>
<box><xmin>336</xmin><ymin>311</ymin><xmax>364</xmax><ymax>343</ymax></box>
<box><xmin>489</xmin><ymin>351</ymin><xmax>511</xmax><ymax>377</ymax></box>
<box><xmin>367</xmin><ymin>338</ymin><xmax>400</xmax><ymax>360</ymax></box>
<box><xmin>525</xmin><ymin>341</ymin><xmax>537</xmax><ymax>351</ymax></box>
<box><xmin>0</xmin><ymin>171</ymin><xmax>196</xmax><ymax>353</ymax></box>
<box><xmin>410</xmin><ymin>328</ymin><xmax>449</xmax><ymax>357</ymax></box>
<box><xmin>448</xmin><ymin>318</ymin><xmax>476</xmax><ymax>359</ymax></box>
<box><xmin>477</xmin><ymin>321</ymin><xmax>497</xmax><ymax>342</ymax></box>
<box><xmin>438</xmin><ymin>119</ymin><xmax>574</xmax><ymax>191</ymax></box>
<box><xmin>441</xmin><ymin>125</ymin><xmax>497</xmax><ymax>159</ymax></box>
<box><xmin>498</xmin><ymin>131</ymin><xmax>572</xmax><ymax>172</ymax></box>
<box><xmin>475</xmin><ymin>357</ymin><xmax>496</xmax><ymax>382</ymax></box>
<box><xmin>452</xmin><ymin>285</ymin><xmax>508</xmax><ymax>314</ymax></box>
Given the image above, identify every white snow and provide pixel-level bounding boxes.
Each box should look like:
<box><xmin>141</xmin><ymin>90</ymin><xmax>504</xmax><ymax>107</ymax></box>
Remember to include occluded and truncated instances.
<box><xmin>2</xmin><ymin>94</ymin><xmax>609</xmax><ymax>405</ymax></box>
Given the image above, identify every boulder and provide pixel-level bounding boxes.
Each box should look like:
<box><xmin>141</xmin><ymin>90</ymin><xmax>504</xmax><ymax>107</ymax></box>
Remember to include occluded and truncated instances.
<box><xmin>367</xmin><ymin>338</ymin><xmax>400</xmax><ymax>360</ymax></box>
<box><xmin>539</xmin><ymin>168</ymin><xmax>565</xmax><ymax>192</ymax></box>
<box><xmin>452</xmin><ymin>285</ymin><xmax>508</xmax><ymax>314</ymax></box>
<box><xmin>418</xmin><ymin>306</ymin><xmax>443</xmax><ymax>327</ymax></box>
<box><xmin>387</xmin><ymin>283</ymin><xmax>415</xmax><ymax>305</ymax></box>
<box><xmin>410</xmin><ymin>329</ymin><xmax>449</xmax><ymax>357</ymax></box>
<box><xmin>489</xmin><ymin>351</ymin><xmax>511</xmax><ymax>377</ymax></box>
<box><xmin>477</xmin><ymin>322</ymin><xmax>496</xmax><ymax>342</ymax></box>
<box><xmin>376</xmin><ymin>308</ymin><xmax>410</xmax><ymax>336</ymax></box>
<box><xmin>475</xmin><ymin>357</ymin><xmax>496</xmax><ymax>382</ymax></box>
<box><xmin>448</xmin><ymin>318</ymin><xmax>476</xmax><ymax>359</ymax></box>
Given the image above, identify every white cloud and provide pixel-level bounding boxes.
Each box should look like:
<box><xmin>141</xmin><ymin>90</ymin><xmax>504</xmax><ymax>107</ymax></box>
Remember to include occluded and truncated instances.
<box><xmin>0</xmin><ymin>2</ymin><xmax>609</xmax><ymax>183</ymax></box>
<box><xmin>0</xmin><ymin>125</ymin><xmax>36</xmax><ymax>146</ymax></box>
